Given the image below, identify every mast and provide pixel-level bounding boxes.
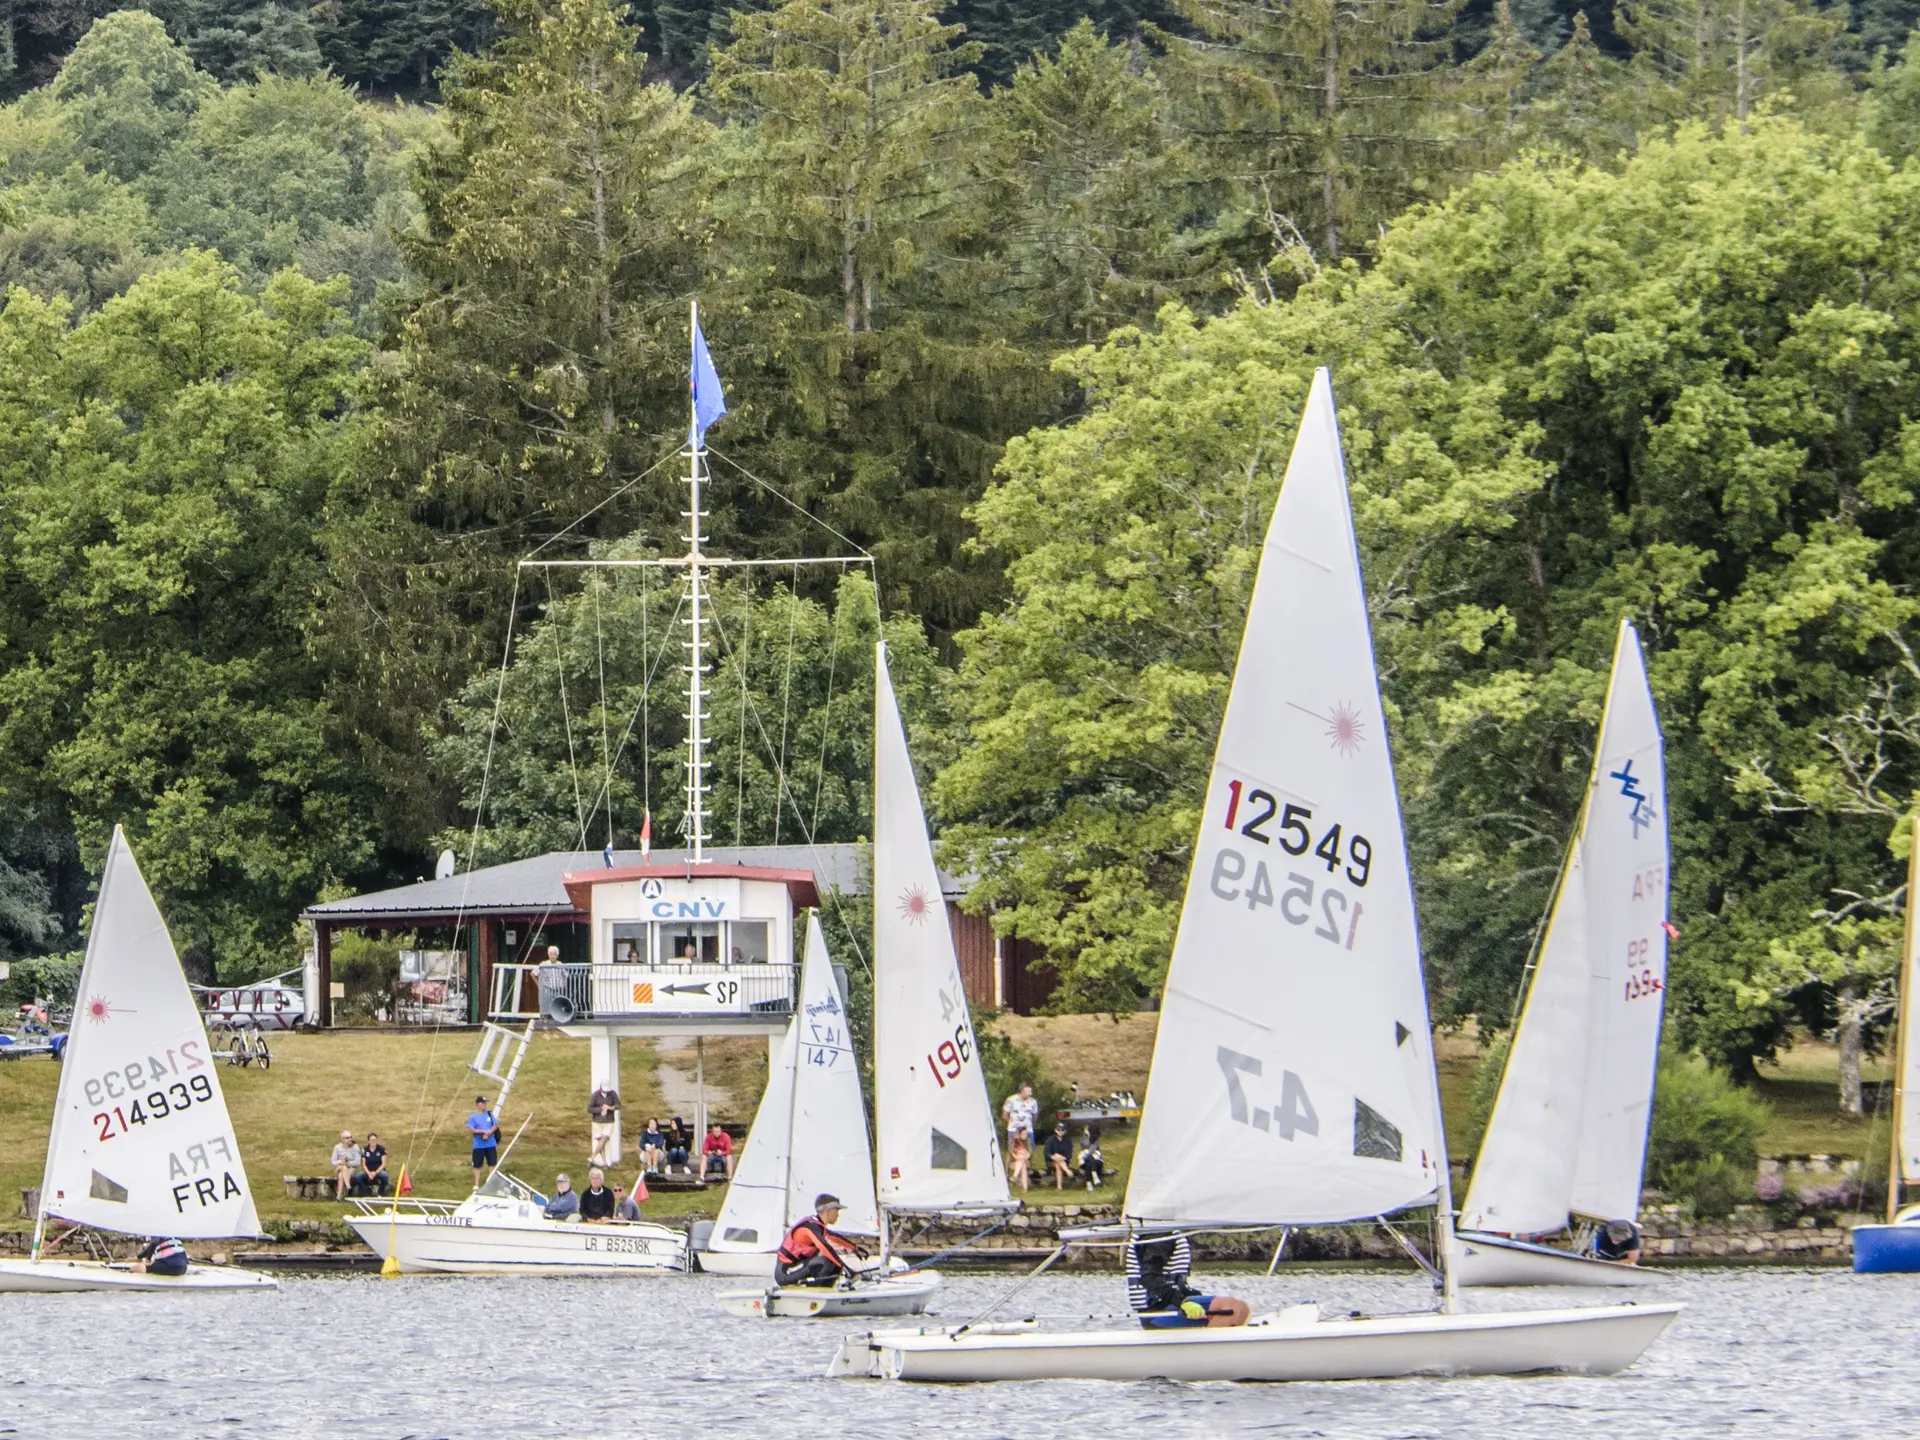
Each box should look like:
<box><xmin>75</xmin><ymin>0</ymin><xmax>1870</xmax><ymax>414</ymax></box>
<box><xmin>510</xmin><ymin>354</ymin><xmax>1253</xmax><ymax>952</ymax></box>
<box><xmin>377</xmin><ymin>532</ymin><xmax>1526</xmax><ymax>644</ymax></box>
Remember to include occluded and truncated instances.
<box><xmin>683</xmin><ymin>300</ymin><xmax>710</xmax><ymax>864</ymax></box>
<box><xmin>1890</xmin><ymin>815</ymin><xmax>1920</xmax><ymax>1223</ymax></box>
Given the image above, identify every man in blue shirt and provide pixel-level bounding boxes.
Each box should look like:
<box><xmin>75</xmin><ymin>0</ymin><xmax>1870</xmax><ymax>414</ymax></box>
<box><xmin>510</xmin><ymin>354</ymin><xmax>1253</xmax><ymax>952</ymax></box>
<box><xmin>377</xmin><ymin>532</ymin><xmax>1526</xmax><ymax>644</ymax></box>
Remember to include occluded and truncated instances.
<box><xmin>468</xmin><ymin>1096</ymin><xmax>500</xmax><ymax>1189</ymax></box>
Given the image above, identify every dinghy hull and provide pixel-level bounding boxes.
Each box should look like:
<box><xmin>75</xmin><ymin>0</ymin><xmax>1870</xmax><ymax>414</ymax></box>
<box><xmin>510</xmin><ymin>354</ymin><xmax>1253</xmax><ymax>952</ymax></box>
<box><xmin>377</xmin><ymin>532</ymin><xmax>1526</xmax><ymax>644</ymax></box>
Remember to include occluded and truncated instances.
<box><xmin>1455</xmin><ymin>1233</ymin><xmax>1662</xmax><ymax>1287</ymax></box>
<box><xmin>829</xmin><ymin>1301</ymin><xmax>1683</xmax><ymax>1383</ymax></box>
<box><xmin>347</xmin><ymin>1213</ymin><xmax>687</xmax><ymax>1275</ymax></box>
<box><xmin>0</xmin><ymin>1258</ymin><xmax>276</xmax><ymax>1293</ymax></box>
<box><xmin>697</xmin><ymin>1248</ymin><xmax>776</xmax><ymax>1278</ymax></box>
<box><xmin>1851</xmin><ymin>1222</ymin><xmax>1920</xmax><ymax>1273</ymax></box>
<box><xmin>720</xmin><ymin>1270</ymin><xmax>940</xmax><ymax>1318</ymax></box>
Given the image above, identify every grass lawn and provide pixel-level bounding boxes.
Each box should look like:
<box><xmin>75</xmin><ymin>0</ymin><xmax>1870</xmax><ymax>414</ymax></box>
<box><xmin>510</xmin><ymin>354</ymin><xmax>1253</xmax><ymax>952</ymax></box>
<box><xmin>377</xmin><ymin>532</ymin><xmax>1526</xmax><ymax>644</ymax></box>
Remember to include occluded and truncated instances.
<box><xmin>0</xmin><ymin>1029</ymin><xmax>755</xmax><ymax>1231</ymax></box>
<box><xmin>5</xmin><ymin>1014</ymin><xmax>1891</xmax><ymax>1238</ymax></box>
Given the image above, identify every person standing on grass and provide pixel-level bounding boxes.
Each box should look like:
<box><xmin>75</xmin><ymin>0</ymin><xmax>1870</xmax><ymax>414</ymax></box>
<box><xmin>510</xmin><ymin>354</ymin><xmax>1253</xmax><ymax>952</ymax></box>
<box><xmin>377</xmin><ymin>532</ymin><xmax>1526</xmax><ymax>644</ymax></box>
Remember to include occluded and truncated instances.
<box><xmin>468</xmin><ymin>1096</ymin><xmax>500</xmax><ymax>1189</ymax></box>
<box><xmin>588</xmin><ymin>1083</ymin><xmax>621</xmax><ymax>1165</ymax></box>
<box><xmin>1001</xmin><ymin>1085</ymin><xmax>1038</xmax><ymax>1180</ymax></box>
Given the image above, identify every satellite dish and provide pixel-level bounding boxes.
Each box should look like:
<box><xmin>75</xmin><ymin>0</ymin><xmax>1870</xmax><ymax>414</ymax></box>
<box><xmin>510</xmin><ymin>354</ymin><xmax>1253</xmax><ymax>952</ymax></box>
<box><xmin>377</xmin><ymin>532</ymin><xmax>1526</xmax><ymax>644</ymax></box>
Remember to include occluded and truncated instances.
<box><xmin>435</xmin><ymin>848</ymin><xmax>457</xmax><ymax>881</ymax></box>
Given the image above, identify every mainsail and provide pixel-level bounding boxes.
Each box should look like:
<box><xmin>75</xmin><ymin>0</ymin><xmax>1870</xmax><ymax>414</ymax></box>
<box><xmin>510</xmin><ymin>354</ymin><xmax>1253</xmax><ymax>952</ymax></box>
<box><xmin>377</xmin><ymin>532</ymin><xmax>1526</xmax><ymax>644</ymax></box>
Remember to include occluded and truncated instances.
<box><xmin>873</xmin><ymin>643</ymin><xmax>1011</xmax><ymax>1212</ymax></box>
<box><xmin>39</xmin><ymin>828</ymin><xmax>262</xmax><ymax>1239</ymax></box>
<box><xmin>1568</xmin><ymin>621</ymin><xmax>1669</xmax><ymax>1222</ymax></box>
<box><xmin>785</xmin><ymin>915</ymin><xmax>880</xmax><ymax>1234</ymax></box>
<box><xmin>1463</xmin><ymin>619</ymin><xmax>1668</xmax><ymax>1232</ymax></box>
<box><xmin>711</xmin><ymin>914</ymin><xmax>880</xmax><ymax>1254</ymax></box>
<box><xmin>1125</xmin><ymin>368</ymin><xmax>1444</xmax><ymax>1228</ymax></box>
<box><xmin>1892</xmin><ymin>817</ymin><xmax>1920</xmax><ymax>1198</ymax></box>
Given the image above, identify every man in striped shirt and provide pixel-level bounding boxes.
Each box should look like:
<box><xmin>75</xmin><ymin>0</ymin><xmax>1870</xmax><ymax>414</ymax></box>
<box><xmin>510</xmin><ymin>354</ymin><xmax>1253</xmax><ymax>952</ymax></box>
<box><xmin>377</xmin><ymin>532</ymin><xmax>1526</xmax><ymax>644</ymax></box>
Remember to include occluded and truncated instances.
<box><xmin>1125</xmin><ymin>1233</ymin><xmax>1249</xmax><ymax>1329</ymax></box>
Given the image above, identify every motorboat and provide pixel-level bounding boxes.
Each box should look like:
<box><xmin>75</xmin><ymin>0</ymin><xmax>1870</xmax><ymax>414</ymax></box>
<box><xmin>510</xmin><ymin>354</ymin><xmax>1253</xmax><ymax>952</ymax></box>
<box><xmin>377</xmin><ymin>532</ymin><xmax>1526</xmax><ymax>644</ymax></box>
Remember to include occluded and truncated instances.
<box><xmin>346</xmin><ymin>1172</ymin><xmax>688</xmax><ymax>1275</ymax></box>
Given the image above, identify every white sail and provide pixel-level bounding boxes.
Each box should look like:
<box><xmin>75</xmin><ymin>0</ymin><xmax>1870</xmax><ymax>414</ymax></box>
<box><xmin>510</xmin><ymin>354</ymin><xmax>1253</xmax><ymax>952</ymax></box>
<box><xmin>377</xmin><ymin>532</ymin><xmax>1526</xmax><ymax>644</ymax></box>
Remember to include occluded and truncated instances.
<box><xmin>1463</xmin><ymin>619</ymin><xmax>1668</xmax><ymax>1233</ymax></box>
<box><xmin>786</xmin><ymin>915</ymin><xmax>880</xmax><ymax>1235</ymax></box>
<box><xmin>710</xmin><ymin>916</ymin><xmax>879</xmax><ymax>1251</ymax></box>
<box><xmin>873</xmin><ymin>644</ymin><xmax>1010</xmax><ymax>1212</ymax></box>
<box><xmin>1569</xmin><ymin>620</ymin><xmax>1668</xmax><ymax>1222</ymax></box>
<box><xmin>40</xmin><ymin>828</ymin><xmax>262</xmax><ymax>1239</ymax></box>
<box><xmin>1459</xmin><ymin>848</ymin><xmax>1594</xmax><ymax>1234</ymax></box>
<box><xmin>1125</xmin><ymin>368</ymin><xmax>1443</xmax><ymax>1228</ymax></box>
<box><xmin>708</xmin><ymin>1015</ymin><xmax>799</xmax><ymax>1257</ymax></box>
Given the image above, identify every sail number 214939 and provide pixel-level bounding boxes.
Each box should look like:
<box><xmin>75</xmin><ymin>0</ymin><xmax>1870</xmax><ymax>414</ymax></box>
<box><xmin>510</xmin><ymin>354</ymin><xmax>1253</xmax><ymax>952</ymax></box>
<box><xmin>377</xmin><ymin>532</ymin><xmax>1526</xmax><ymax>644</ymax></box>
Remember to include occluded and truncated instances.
<box><xmin>1214</xmin><ymin>784</ymin><xmax>1370</xmax><ymax>949</ymax></box>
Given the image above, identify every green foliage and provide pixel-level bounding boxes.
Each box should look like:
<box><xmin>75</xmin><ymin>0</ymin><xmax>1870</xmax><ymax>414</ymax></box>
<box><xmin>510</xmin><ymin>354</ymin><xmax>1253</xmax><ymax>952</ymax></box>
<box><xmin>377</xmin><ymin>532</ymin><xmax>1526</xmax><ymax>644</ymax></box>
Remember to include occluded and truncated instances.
<box><xmin>1647</xmin><ymin>1048</ymin><xmax>1771</xmax><ymax>1217</ymax></box>
<box><xmin>52</xmin><ymin>10</ymin><xmax>208</xmax><ymax>181</ymax></box>
<box><xmin>316</xmin><ymin>0</ymin><xmax>707</xmax><ymax>848</ymax></box>
<box><xmin>0</xmin><ymin>951</ymin><xmax>83</xmax><ymax>1010</ymax></box>
<box><xmin>939</xmin><ymin>116</ymin><xmax>1920</xmax><ymax>1068</ymax></box>
<box><xmin>0</xmin><ymin>253</ymin><xmax>374</xmax><ymax>979</ymax></box>
<box><xmin>1460</xmin><ymin>1032</ymin><xmax>1512</xmax><ymax>1175</ymax></box>
<box><xmin>433</xmin><ymin>568</ymin><xmax>950</xmax><ymax>862</ymax></box>
<box><xmin>704</xmin><ymin>0</ymin><xmax>1053</xmax><ymax>635</ymax></box>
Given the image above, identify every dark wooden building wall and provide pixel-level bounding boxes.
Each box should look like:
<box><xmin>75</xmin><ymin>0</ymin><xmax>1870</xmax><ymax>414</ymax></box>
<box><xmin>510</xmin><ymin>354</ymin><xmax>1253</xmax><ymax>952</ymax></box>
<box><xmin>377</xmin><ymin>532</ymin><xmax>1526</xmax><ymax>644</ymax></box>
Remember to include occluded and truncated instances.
<box><xmin>1002</xmin><ymin>936</ymin><xmax>1056</xmax><ymax>1016</ymax></box>
<box><xmin>950</xmin><ymin>908</ymin><xmax>997</xmax><ymax>1008</ymax></box>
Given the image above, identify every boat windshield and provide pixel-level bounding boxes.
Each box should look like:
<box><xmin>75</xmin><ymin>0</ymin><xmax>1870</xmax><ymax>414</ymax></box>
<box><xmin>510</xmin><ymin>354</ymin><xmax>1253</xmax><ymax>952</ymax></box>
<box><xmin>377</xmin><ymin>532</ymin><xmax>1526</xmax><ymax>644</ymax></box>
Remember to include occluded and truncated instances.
<box><xmin>478</xmin><ymin>1171</ymin><xmax>540</xmax><ymax>1203</ymax></box>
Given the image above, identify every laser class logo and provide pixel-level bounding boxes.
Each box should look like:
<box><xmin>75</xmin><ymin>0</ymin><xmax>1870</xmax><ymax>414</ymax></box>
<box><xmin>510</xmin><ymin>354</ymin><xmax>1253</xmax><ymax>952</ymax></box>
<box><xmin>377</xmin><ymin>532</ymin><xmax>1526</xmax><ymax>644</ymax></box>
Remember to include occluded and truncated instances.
<box><xmin>82</xmin><ymin>994</ymin><xmax>132</xmax><ymax>1024</ymax></box>
<box><xmin>1610</xmin><ymin>759</ymin><xmax>1658</xmax><ymax>838</ymax></box>
<box><xmin>897</xmin><ymin>885</ymin><xmax>932</xmax><ymax>925</ymax></box>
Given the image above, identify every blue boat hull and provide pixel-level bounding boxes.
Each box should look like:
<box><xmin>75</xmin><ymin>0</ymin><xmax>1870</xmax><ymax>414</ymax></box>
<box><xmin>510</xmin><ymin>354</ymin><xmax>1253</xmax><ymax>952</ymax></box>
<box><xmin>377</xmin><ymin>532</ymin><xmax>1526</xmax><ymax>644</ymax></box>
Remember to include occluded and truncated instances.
<box><xmin>1852</xmin><ymin>1223</ymin><xmax>1920</xmax><ymax>1272</ymax></box>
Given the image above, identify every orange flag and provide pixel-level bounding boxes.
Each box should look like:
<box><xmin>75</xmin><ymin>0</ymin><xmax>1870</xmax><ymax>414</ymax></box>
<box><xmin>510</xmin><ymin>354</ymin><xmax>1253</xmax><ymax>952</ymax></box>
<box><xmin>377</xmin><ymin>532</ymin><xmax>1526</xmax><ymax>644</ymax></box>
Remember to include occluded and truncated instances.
<box><xmin>397</xmin><ymin>1166</ymin><xmax>413</xmax><ymax>1197</ymax></box>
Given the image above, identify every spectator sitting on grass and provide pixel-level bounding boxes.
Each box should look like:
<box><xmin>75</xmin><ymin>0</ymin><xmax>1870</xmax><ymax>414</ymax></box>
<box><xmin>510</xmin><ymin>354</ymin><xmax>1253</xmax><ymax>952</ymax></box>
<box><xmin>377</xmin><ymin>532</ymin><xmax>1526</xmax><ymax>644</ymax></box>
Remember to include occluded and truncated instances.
<box><xmin>352</xmin><ymin>1133</ymin><xmax>389</xmax><ymax>1196</ymax></box>
<box><xmin>1079</xmin><ymin>1125</ymin><xmax>1108</xmax><ymax>1190</ymax></box>
<box><xmin>639</xmin><ymin>1118</ymin><xmax>666</xmax><ymax>1174</ymax></box>
<box><xmin>1044</xmin><ymin>1121</ymin><xmax>1074</xmax><ymax>1189</ymax></box>
<box><xmin>330</xmin><ymin>1131</ymin><xmax>361</xmax><ymax>1201</ymax></box>
<box><xmin>665</xmin><ymin>1116</ymin><xmax>692</xmax><ymax>1172</ymax></box>
<box><xmin>703</xmin><ymin>1122</ymin><xmax>734</xmax><ymax>1180</ymax></box>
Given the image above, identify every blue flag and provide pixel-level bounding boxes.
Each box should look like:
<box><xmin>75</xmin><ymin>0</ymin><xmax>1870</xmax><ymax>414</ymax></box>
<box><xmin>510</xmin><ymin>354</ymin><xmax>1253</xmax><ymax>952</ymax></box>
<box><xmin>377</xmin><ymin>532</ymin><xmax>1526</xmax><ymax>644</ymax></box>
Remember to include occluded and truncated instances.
<box><xmin>691</xmin><ymin>319</ymin><xmax>727</xmax><ymax>447</ymax></box>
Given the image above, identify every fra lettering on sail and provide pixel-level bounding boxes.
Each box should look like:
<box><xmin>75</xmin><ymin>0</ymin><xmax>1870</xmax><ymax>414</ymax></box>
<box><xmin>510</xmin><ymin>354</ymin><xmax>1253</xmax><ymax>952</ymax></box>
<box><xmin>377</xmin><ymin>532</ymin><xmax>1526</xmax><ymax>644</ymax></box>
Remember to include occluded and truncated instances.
<box><xmin>169</xmin><ymin>1135</ymin><xmax>246</xmax><ymax>1212</ymax></box>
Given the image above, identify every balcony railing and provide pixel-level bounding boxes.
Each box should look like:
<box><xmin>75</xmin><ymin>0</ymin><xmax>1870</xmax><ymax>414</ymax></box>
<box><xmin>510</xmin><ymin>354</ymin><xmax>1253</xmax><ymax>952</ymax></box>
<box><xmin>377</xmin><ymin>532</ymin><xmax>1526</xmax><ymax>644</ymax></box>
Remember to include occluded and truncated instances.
<box><xmin>490</xmin><ymin>962</ymin><xmax>797</xmax><ymax>1024</ymax></box>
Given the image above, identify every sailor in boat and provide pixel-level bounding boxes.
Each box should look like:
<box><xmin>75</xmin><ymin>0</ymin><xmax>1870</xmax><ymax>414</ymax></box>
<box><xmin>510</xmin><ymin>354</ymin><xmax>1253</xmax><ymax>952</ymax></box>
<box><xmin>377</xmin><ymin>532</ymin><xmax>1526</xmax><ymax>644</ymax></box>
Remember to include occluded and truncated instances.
<box><xmin>774</xmin><ymin>1195</ymin><xmax>867</xmax><ymax>1287</ymax></box>
<box><xmin>129</xmin><ymin>1237</ymin><xmax>189</xmax><ymax>1278</ymax></box>
<box><xmin>1125</xmin><ymin>1234</ymin><xmax>1249</xmax><ymax>1329</ymax></box>
<box><xmin>1593</xmin><ymin>1219</ymin><xmax>1643</xmax><ymax>1265</ymax></box>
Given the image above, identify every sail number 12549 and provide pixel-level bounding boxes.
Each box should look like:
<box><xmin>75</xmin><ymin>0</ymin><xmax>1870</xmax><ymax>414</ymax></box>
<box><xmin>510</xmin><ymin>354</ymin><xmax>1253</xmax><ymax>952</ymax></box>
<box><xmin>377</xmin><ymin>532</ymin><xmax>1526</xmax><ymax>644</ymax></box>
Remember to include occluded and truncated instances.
<box><xmin>1214</xmin><ymin>785</ymin><xmax>1370</xmax><ymax>949</ymax></box>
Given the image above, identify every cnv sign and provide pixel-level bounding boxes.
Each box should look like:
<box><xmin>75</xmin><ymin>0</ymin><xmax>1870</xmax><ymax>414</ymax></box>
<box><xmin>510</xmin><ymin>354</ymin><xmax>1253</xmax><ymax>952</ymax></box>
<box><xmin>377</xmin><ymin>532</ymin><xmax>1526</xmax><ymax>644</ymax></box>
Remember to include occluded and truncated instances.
<box><xmin>633</xmin><ymin>876</ymin><xmax>738</xmax><ymax>921</ymax></box>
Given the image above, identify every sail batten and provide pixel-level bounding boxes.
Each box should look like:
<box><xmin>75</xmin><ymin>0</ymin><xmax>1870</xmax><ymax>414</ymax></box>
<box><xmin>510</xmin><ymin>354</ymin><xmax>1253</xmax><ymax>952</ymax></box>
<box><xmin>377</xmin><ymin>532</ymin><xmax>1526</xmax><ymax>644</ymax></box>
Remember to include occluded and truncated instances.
<box><xmin>873</xmin><ymin>644</ymin><xmax>1010</xmax><ymax>1212</ymax></box>
<box><xmin>1123</xmin><ymin>368</ymin><xmax>1443</xmax><ymax>1230</ymax></box>
<box><xmin>39</xmin><ymin>828</ymin><xmax>262</xmax><ymax>1240</ymax></box>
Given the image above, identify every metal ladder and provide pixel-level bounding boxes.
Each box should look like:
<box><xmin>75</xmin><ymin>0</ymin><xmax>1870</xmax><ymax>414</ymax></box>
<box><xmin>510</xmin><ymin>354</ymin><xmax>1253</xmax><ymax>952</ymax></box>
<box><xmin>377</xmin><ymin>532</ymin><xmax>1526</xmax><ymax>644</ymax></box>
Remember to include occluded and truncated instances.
<box><xmin>470</xmin><ymin>1019</ymin><xmax>535</xmax><ymax>1115</ymax></box>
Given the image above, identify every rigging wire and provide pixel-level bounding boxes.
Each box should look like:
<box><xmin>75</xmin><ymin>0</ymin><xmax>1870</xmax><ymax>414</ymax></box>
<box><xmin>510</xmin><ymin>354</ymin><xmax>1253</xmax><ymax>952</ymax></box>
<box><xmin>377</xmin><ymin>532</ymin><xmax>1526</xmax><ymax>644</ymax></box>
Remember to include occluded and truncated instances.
<box><xmin>544</xmin><ymin>566</ymin><xmax>589</xmax><ymax>846</ymax></box>
<box><xmin>810</xmin><ymin>587</ymin><xmax>847</xmax><ymax>841</ymax></box>
<box><xmin>774</xmin><ymin>562</ymin><xmax>800</xmax><ymax>847</ymax></box>
<box><xmin>705</xmin><ymin>446</ymin><xmax>872</xmax><ymax>559</ymax></box>
<box><xmin>735</xmin><ymin>580</ymin><xmax>752</xmax><ymax>846</ymax></box>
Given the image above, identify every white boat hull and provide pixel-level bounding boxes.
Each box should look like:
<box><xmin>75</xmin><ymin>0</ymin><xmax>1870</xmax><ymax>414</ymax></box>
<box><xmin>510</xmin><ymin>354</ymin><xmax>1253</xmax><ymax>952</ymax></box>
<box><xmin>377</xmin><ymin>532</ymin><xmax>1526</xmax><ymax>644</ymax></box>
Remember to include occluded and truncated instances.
<box><xmin>0</xmin><ymin>1257</ymin><xmax>277</xmax><ymax>1293</ymax></box>
<box><xmin>347</xmin><ymin>1213</ymin><xmax>687</xmax><ymax>1275</ymax></box>
<box><xmin>697</xmin><ymin>1248</ymin><xmax>776</xmax><ymax>1278</ymax></box>
<box><xmin>829</xmin><ymin>1301</ymin><xmax>1683</xmax><ymax>1383</ymax></box>
<box><xmin>720</xmin><ymin>1270</ymin><xmax>941</xmax><ymax>1318</ymax></box>
<box><xmin>1455</xmin><ymin>1233</ymin><xmax>1663</xmax><ymax>1288</ymax></box>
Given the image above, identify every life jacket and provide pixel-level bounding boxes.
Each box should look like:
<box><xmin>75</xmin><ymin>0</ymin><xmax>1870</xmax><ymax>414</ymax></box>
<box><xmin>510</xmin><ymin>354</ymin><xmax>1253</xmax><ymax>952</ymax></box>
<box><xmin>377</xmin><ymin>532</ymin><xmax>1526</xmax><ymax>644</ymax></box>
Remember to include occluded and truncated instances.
<box><xmin>776</xmin><ymin>1216</ymin><xmax>849</xmax><ymax>1267</ymax></box>
<box><xmin>149</xmin><ymin>1238</ymin><xmax>186</xmax><ymax>1263</ymax></box>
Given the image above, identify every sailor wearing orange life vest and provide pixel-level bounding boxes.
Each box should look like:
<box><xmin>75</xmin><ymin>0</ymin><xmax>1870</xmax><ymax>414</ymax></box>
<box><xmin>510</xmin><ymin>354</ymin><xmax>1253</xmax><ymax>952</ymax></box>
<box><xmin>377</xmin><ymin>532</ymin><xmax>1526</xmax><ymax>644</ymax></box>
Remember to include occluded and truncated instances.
<box><xmin>774</xmin><ymin>1194</ymin><xmax>866</xmax><ymax>1287</ymax></box>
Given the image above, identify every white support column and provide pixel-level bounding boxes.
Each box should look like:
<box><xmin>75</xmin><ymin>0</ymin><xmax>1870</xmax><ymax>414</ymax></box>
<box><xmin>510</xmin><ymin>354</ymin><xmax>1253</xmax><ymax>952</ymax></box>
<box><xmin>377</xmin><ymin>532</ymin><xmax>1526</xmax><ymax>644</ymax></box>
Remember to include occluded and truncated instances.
<box><xmin>589</xmin><ymin>1031</ymin><xmax>622</xmax><ymax>1167</ymax></box>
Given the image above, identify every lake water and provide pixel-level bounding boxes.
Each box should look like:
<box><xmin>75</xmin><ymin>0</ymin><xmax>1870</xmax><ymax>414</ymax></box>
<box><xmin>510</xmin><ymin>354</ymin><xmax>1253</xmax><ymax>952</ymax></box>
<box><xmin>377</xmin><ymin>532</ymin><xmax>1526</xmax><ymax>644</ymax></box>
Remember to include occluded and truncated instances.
<box><xmin>1</xmin><ymin>1266</ymin><xmax>1913</xmax><ymax>1438</ymax></box>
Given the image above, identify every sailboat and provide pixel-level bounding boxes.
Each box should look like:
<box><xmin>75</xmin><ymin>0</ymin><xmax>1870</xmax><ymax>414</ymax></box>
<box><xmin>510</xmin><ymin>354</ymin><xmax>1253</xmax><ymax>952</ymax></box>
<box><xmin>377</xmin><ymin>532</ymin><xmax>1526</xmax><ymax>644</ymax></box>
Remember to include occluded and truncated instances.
<box><xmin>829</xmin><ymin>369</ymin><xmax>1680</xmax><ymax>1382</ymax></box>
<box><xmin>1851</xmin><ymin>814</ymin><xmax>1920</xmax><ymax>1272</ymax></box>
<box><xmin>708</xmin><ymin>916</ymin><xmax>938</xmax><ymax>1315</ymax></box>
<box><xmin>1454</xmin><ymin>620</ymin><xmax>1669</xmax><ymax>1288</ymax></box>
<box><xmin>0</xmin><ymin>829</ymin><xmax>277</xmax><ymax>1293</ymax></box>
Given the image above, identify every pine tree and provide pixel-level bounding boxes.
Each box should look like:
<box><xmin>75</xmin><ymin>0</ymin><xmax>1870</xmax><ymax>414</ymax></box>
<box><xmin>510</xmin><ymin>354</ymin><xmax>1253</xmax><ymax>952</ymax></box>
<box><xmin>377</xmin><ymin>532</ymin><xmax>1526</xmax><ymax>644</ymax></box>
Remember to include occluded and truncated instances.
<box><xmin>315</xmin><ymin>0</ymin><xmax>708</xmax><ymax>846</ymax></box>
<box><xmin>1158</xmin><ymin>0</ymin><xmax>1475</xmax><ymax>259</ymax></box>
<box><xmin>704</xmin><ymin>0</ymin><xmax>1049</xmax><ymax>634</ymax></box>
<box><xmin>1614</xmin><ymin>0</ymin><xmax>1844</xmax><ymax>120</ymax></box>
<box><xmin>993</xmin><ymin>21</ymin><xmax>1208</xmax><ymax>343</ymax></box>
